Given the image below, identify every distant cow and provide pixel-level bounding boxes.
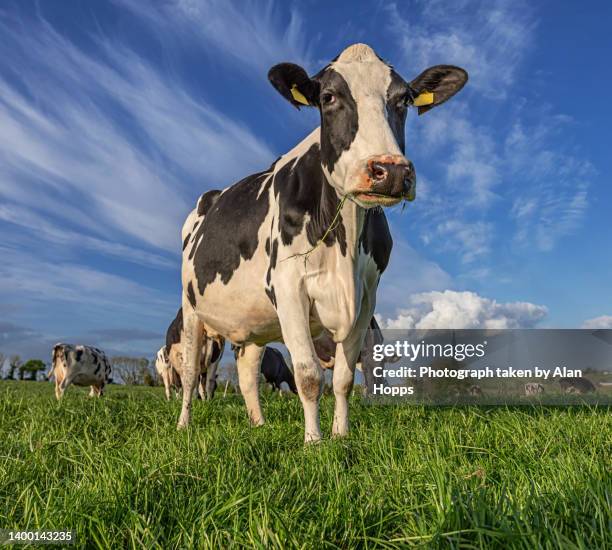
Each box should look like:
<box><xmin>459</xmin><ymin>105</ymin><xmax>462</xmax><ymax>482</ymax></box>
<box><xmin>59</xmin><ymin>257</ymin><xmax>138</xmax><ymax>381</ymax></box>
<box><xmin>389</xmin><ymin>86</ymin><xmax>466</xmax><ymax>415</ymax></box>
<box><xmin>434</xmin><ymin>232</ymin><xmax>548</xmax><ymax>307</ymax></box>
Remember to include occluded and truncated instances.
<box><xmin>468</xmin><ymin>385</ymin><xmax>483</xmax><ymax>397</ymax></box>
<box><xmin>165</xmin><ymin>308</ymin><xmax>224</xmax><ymax>401</ymax></box>
<box><xmin>559</xmin><ymin>377</ymin><xmax>596</xmax><ymax>394</ymax></box>
<box><xmin>50</xmin><ymin>343</ymin><xmax>111</xmax><ymax>399</ymax></box>
<box><xmin>233</xmin><ymin>345</ymin><xmax>298</xmax><ymax>394</ymax></box>
<box><xmin>525</xmin><ymin>383</ymin><xmax>544</xmax><ymax>396</ymax></box>
<box><xmin>155</xmin><ymin>346</ymin><xmax>182</xmax><ymax>401</ymax></box>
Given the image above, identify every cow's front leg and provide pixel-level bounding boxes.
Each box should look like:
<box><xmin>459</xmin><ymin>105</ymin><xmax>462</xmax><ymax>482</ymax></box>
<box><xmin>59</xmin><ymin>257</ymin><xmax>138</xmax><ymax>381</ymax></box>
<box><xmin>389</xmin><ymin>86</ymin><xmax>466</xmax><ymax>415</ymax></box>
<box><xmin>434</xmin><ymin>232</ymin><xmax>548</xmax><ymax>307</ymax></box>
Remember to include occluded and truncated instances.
<box><xmin>237</xmin><ymin>343</ymin><xmax>265</xmax><ymax>425</ymax></box>
<box><xmin>276</xmin><ymin>292</ymin><xmax>323</xmax><ymax>443</ymax></box>
<box><xmin>332</xmin><ymin>332</ymin><xmax>364</xmax><ymax>437</ymax></box>
<box><xmin>177</xmin><ymin>301</ymin><xmax>204</xmax><ymax>430</ymax></box>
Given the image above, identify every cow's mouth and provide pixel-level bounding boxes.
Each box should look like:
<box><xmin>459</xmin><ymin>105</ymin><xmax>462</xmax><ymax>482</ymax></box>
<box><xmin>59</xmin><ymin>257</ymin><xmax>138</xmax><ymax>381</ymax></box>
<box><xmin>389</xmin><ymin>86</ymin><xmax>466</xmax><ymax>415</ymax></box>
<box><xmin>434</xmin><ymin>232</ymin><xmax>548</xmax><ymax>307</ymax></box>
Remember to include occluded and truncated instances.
<box><xmin>354</xmin><ymin>191</ymin><xmax>404</xmax><ymax>206</ymax></box>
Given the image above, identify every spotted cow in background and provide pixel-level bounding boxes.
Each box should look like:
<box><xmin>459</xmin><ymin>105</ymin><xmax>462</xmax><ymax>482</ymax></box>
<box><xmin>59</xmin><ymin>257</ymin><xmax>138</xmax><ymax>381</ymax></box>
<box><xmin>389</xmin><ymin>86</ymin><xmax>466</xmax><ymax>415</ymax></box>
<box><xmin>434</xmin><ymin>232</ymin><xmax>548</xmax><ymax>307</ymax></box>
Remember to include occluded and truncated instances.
<box><xmin>179</xmin><ymin>43</ymin><xmax>467</xmax><ymax>441</ymax></box>
<box><xmin>165</xmin><ymin>308</ymin><xmax>224</xmax><ymax>401</ymax></box>
<box><xmin>155</xmin><ymin>346</ymin><xmax>182</xmax><ymax>401</ymax></box>
<box><xmin>525</xmin><ymin>383</ymin><xmax>544</xmax><ymax>396</ymax></box>
<box><xmin>50</xmin><ymin>343</ymin><xmax>111</xmax><ymax>399</ymax></box>
<box><xmin>559</xmin><ymin>377</ymin><xmax>596</xmax><ymax>394</ymax></box>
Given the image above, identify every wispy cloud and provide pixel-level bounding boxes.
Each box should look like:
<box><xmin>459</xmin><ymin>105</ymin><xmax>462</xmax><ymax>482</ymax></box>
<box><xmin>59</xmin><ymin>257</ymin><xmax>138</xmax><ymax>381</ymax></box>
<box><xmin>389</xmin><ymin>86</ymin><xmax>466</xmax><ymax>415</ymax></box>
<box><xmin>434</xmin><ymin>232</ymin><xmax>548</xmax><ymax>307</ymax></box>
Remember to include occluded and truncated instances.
<box><xmin>115</xmin><ymin>0</ymin><xmax>314</xmax><ymax>73</ymax></box>
<box><xmin>0</xmin><ymin>11</ymin><xmax>275</xmax><ymax>255</ymax></box>
<box><xmin>506</xmin><ymin>115</ymin><xmax>593</xmax><ymax>251</ymax></box>
<box><xmin>386</xmin><ymin>0</ymin><xmax>535</xmax><ymax>99</ymax></box>
<box><xmin>385</xmin><ymin>0</ymin><xmax>593</xmax><ymax>268</ymax></box>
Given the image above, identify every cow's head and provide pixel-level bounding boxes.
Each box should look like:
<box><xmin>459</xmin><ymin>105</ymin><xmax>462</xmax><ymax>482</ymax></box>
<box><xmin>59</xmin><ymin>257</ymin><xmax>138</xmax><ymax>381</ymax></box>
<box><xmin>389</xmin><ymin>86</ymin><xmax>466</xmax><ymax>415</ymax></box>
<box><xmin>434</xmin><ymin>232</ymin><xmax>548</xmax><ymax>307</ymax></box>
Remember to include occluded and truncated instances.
<box><xmin>269</xmin><ymin>43</ymin><xmax>467</xmax><ymax>208</ymax></box>
<box><xmin>51</xmin><ymin>343</ymin><xmax>69</xmax><ymax>370</ymax></box>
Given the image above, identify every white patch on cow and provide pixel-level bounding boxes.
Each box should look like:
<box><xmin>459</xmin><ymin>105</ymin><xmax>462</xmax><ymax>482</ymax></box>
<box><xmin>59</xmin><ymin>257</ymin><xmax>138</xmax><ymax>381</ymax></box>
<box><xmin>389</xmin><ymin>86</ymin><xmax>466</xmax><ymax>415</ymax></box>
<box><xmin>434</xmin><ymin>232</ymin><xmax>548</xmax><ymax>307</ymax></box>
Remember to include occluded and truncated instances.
<box><xmin>327</xmin><ymin>44</ymin><xmax>405</xmax><ymax>195</ymax></box>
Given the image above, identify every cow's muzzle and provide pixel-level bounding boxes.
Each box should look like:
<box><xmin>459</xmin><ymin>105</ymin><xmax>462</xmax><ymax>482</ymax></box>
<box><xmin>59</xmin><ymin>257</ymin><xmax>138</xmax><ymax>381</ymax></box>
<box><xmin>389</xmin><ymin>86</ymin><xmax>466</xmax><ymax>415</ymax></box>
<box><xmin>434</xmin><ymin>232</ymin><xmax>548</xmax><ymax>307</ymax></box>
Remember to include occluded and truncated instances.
<box><xmin>354</xmin><ymin>156</ymin><xmax>416</xmax><ymax>206</ymax></box>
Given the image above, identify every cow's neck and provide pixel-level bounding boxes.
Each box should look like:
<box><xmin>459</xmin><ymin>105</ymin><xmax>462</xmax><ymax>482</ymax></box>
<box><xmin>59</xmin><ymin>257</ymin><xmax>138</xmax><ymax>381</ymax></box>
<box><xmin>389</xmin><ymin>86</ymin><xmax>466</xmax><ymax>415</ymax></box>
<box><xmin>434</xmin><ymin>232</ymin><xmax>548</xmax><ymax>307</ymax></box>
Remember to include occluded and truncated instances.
<box><xmin>324</xmin><ymin>178</ymin><xmax>365</xmax><ymax>261</ymax></box>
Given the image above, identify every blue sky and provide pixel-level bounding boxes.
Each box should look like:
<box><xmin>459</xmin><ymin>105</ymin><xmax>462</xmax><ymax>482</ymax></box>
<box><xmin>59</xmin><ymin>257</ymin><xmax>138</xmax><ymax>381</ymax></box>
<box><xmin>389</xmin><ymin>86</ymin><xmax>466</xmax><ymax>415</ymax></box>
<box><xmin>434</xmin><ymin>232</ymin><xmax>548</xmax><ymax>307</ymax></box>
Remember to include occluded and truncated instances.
<box><xmin>1</xmin><ymin>0</ymin><xmax>611</xmax><ymax>360</ymax></box>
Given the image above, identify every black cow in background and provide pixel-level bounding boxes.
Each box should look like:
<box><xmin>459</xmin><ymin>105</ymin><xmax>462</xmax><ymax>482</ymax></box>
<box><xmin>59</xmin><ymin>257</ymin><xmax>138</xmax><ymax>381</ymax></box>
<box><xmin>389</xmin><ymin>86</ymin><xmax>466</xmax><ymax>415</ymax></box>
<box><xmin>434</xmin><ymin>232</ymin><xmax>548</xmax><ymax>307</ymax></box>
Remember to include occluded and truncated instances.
<box><xmin>233</xmin><ymin>345</ymin><xmax>297</xmax><ymax>394</ymax></box>
<box><xmin>559</xmin><ymin>377</ymin><xmax>596</xmax><ymax>394</ymax></box>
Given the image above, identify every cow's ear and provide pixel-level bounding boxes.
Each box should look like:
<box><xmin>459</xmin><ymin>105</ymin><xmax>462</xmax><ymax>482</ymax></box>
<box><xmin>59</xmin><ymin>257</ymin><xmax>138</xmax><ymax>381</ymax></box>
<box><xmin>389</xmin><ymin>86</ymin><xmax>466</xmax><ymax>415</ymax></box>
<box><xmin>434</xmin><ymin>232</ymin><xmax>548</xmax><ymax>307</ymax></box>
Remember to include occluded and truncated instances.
<box><xmin>268</xmin><ymin>63</ymin><xmax>319</xmax><ymax>109</ymax></box>
<box><xmin>409</xmin><ymin>65</ymin><xmax>468</xmax><ymax>115</ymax></box>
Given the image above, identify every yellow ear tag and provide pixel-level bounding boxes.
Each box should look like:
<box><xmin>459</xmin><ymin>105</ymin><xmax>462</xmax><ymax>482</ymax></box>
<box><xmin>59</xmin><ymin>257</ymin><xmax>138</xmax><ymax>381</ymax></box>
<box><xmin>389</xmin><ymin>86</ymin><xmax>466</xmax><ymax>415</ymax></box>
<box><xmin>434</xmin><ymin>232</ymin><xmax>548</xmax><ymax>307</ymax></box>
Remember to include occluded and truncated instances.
<box><xmin>413</xmin><ymin>91</ymin><xmax>434</xmax><ymax>107</ymax></box>
<box><xmin>290</xmin><ymin>84</ymin><xmax>309</xmax><ymax>106</ymax></box>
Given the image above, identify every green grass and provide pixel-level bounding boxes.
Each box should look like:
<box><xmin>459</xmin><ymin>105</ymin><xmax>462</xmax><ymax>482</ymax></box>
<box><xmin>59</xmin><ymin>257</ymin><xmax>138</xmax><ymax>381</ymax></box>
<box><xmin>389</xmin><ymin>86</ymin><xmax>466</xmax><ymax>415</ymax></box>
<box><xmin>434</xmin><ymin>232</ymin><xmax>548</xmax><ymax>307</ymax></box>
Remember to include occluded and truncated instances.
<box><xmin>0</xmin><ymin>381</ymin><xmax>610</xmax><ymax>549</ymax></box>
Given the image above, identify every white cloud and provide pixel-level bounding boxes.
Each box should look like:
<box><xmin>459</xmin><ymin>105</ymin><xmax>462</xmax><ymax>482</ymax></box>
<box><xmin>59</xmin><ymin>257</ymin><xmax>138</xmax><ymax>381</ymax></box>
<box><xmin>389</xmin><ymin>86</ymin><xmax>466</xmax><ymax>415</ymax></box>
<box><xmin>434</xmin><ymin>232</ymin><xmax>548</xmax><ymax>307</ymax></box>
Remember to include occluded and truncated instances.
<box><xmin>379</xmin><ymin>290</ymin><xmax>547</xmax><ymax>329</ymax></box>
<box><xmin>582</xmin><ymin>316</ymin><xmax>612</xmax><ymax>329</ymax></box>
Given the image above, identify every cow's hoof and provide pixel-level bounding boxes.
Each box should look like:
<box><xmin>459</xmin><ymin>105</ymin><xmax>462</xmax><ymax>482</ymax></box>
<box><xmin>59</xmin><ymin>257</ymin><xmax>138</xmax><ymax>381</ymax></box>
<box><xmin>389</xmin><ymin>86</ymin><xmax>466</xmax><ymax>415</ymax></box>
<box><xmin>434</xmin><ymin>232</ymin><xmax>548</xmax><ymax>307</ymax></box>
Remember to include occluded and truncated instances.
<box><xmin>304</xmin><ymin>433</ymin><xmax>322</xmax><ymax>445</ymax></box>
<box><xmin>250</xmin><ymin>418</ymin><xmax>265</xmax><ymax>427</ymax></box>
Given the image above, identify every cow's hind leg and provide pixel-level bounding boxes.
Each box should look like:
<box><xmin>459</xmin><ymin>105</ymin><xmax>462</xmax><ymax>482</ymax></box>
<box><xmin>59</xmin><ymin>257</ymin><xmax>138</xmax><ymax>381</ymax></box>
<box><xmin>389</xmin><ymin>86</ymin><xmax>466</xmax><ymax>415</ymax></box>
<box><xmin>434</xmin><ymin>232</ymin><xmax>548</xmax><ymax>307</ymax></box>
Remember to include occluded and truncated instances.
<box><xmin>237</xmin><ymin>343</ymin><xmax>265</xmax><ymax>426</ymax></box>
<box><xmin>177</xmin><ymin>302</ymin><xmax>204</xmax><ymax>430</ymax></box>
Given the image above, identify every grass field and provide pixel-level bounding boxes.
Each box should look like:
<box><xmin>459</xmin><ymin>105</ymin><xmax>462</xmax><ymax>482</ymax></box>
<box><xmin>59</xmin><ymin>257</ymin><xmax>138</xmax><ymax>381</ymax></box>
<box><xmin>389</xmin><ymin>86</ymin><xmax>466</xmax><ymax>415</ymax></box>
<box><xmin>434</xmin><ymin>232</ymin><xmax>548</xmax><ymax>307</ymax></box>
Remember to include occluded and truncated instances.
<box><xmin>0</xmin><ymin>381</ymin><xmax>610</xmax><ymax>549</ymax></box>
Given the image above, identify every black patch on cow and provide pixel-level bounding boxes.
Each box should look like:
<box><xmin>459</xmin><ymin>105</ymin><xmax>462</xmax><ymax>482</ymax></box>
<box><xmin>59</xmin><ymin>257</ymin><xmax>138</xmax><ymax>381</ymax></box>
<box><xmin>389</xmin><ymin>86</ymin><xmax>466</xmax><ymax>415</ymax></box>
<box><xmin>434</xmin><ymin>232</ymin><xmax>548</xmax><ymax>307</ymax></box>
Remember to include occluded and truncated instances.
<box><xmin>165</xmin><ymin>308</ymin><xmax>183</xmax><ymax>354</ymax></box>
<box><xmin>265</xmin><ymin>286</ymin><xmax>277</xmax><ymax>308</ymax></box>
<box><xmin>210</xmin><ymin>341</ymin><xmax>222</xmax><ymax>364</ymax></box>
<box><xmin>92</xmin><ymin>355</ymin><xmax>98</xmax><ymax>364</ymax></box>
<box><xmin>191</xmin><ymin>166</ymin><xmax>274</xmax><ymax>296</ymax></box>
<box><xmin>75</xmin><ymin>349</ymin><xmax>83</xmax><ymax>362</ymax></box>
<box><xmin>360</xmin><ymin>207</ymin><xmax>392</xmax><ymax>273</ymax></box>
<box><xmin>187</xmin><ymin>281</ymin><xmax>197</xmax><ymax>308</ymax></box>
<box><xmin>265</xmin><ymin>237</ymin><xmax>270</xmax><ymax>256</ymax></box>
<box><xmin>314</xmin><ymin>69</ymin><xmax>359</xmax><ymax>173</ymax></box>
<box><xmin>94</xmin><ymin>364</ymin><xmax>101</xmax><ymax>375</ymax></box>
<box><xmin>265</xmin><ymin>239</ymin><xmax>278</xmax><ymax>286</ymax></box>
<box><xmin>385</xmin><ymin>69</ymin><xmax>410</xmax><ymax>153</ymax></box>
<box><xmin>182</xmin><ymin>234</ymin><xmax>191</xmax><ymax>251</ymax></box>
<box><xmin>274</xmin><ymin>143</ymin><xmax>347</xmax><ymax>254</ymax></box>
<box><xmin>197</xmin><ymin>190</ymin><xmax>222</xmax><ymax>217</ymax></box>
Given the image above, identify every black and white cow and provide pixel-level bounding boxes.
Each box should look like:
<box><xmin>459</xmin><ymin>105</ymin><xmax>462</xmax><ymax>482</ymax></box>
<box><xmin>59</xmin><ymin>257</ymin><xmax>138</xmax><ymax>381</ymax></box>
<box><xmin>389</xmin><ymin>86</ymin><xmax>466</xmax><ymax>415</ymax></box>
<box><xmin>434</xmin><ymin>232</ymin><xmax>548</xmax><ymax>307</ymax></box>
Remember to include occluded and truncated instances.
<box><xmin>179</xmin><ymin>43</ymin><xmax>467</xmax><ymax>441</ymax></box>
<box><xmin>559</xmin><ymin>377</ymin><xmax>596</xmax><ymax>394</ymax></box>
<box><xmin>50</xmin><ymin>343</ymin><xmax>111</xmax><ymax>399</ymax></box>
<box><xmin>233</xmin><ymin>345</ymin><xmax>298</xmax><ymax>394</ymax></box>
<box><xmin>165</xmin><ymin>308</ymin><xmax>224</xmax><ymax>401</ymax></box>
<box><xmin>155</xmin><ymin>346</ymin><xmax>182</xmax><ymax>401</ymax></box>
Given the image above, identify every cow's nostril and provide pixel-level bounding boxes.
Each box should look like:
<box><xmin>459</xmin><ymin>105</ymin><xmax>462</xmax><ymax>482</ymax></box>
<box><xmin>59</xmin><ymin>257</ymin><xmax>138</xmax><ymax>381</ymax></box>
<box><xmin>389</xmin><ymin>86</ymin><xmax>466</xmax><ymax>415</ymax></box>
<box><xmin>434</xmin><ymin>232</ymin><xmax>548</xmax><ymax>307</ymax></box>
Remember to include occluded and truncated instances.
<box><xmin>371</xmin><ymin>163</ymin><xmax>388</xmax><ymax>181</ymax></box>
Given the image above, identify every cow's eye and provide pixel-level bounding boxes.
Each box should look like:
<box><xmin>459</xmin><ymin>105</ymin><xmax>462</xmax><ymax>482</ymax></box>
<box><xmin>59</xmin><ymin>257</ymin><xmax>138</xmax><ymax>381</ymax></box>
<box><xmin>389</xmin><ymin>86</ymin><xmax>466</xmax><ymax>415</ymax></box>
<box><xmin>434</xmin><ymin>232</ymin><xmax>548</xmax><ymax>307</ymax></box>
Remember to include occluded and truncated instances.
<box><xmin>321</xmin><ymin>92</ymin><xmax>336</xmax><ymax>105</ymax></box>
<box><xmin>398</xmin><ymin>94</ymin><xmax>411</xmax><ymax>109</ymax></box>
